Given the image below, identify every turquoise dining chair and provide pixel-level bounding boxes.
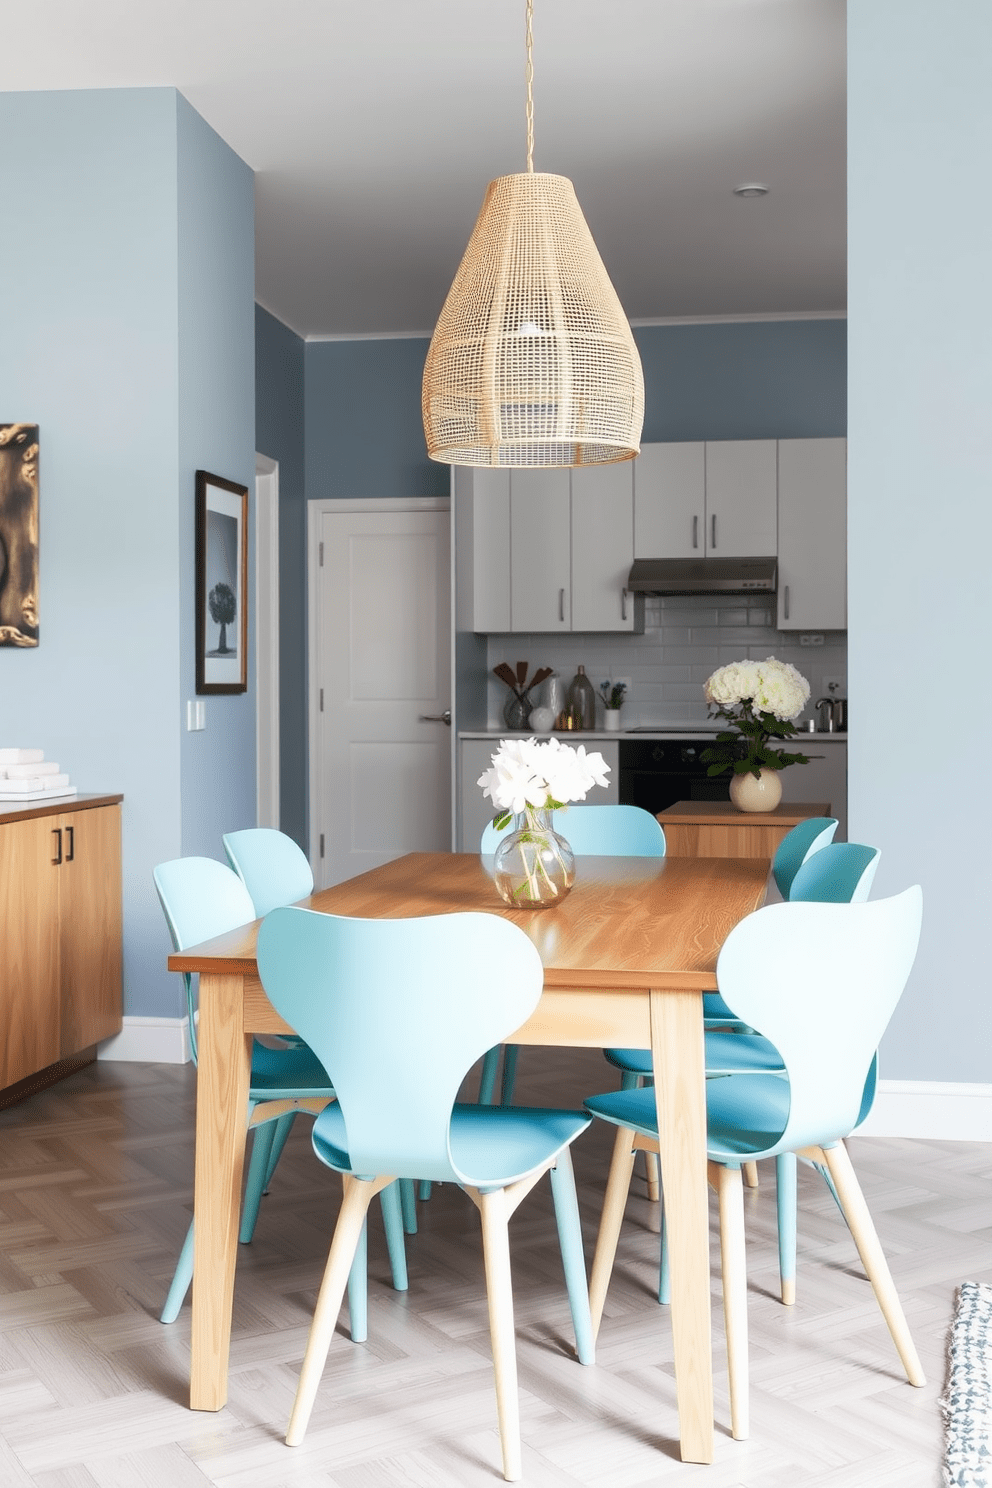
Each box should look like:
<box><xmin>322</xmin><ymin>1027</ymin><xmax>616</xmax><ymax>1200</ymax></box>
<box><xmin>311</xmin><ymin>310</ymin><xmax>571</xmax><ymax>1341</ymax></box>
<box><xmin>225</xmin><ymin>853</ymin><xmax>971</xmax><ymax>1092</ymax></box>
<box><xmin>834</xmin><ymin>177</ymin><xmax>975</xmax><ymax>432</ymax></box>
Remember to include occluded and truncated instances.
<box><xmin>225</xmin><ymin>825</ymin><xmax>423</xmax><ymax>1238</ymax></box>
<box><xmin>606</xmin><ymin>840</ymin><xmax>881</xmax><ymax>1305</ymax></box>
<box><xmin>479</xmin><ymin>804</ymin><xmax>667</xmax><ymax>1107</ymax></box>
<box><xmin>584</xmin><ymin>887</ymin><xmax>926</xmax><ymax>1442</ymax></box>
<box><xmin>256</xmin><ymin>905</ymin><xmax>594</xmax><ymax>1483</ymax></box>
<box><xmin>153</xmin><ymin>856</ymin><xmax>408</xmax><ymax>1336</ymax></box>
<box><xmin>692</xmin><ymin>815</ymin><xmax>839</xmax><ymax>1032</ymax></box>
<box><xmin>223</xmin><ymin>826</ymin><xmax>314</xmax><ymax>917</ymax></box>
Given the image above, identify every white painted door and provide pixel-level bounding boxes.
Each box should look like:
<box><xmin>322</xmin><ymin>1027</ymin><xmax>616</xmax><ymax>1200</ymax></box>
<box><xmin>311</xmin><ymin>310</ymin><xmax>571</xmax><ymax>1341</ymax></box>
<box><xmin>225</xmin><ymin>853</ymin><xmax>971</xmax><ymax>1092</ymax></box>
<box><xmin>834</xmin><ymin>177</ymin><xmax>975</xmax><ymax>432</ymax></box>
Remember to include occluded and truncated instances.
<box><xmin>313</xmin><ymin>504</ymin><xmax>451</xmax><ymax>887</ymax></box>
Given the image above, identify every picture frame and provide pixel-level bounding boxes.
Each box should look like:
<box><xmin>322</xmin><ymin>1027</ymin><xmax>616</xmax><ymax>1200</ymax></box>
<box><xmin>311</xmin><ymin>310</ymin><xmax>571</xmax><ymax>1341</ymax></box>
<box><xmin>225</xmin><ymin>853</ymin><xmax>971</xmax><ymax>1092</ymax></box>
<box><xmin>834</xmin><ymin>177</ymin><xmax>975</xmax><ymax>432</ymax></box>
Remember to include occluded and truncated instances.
<box><xmin>195</xmin><ymin>470</ymin><xmax>248</xmax><ymax>695</ymax></box>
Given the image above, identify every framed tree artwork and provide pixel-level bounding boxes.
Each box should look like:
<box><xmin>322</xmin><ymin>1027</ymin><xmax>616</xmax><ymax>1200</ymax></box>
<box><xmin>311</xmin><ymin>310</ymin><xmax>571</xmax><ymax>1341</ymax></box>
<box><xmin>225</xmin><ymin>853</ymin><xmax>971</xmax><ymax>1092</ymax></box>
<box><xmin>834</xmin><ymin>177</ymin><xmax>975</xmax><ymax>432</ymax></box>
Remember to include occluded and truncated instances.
<box><xmin>195</xmin><ymin>470</ymin><xmax>248</xmax><ymax>694</ymax></box>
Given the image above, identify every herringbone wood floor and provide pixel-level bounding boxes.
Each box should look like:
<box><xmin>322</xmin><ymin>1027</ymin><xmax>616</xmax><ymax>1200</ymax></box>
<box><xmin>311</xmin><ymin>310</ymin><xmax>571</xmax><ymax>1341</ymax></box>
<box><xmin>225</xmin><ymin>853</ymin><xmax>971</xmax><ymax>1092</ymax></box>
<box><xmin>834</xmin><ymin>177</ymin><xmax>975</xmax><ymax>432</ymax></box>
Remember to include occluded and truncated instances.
<box><xmin>0</xmin><ymin>1049</ymin><xmax>987</xmax><ymax>1486</ymax></box>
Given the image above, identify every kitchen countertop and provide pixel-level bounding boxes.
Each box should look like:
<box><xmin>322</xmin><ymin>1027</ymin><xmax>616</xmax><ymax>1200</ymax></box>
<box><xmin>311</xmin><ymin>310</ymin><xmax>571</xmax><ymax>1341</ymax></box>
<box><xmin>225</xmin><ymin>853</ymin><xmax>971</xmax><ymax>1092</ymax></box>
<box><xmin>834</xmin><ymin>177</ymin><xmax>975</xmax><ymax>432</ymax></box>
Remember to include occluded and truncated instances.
<box><xmin>459</xmin><ymin>728</ymin><xmax>848</xmax><ymax>742</ymax></box>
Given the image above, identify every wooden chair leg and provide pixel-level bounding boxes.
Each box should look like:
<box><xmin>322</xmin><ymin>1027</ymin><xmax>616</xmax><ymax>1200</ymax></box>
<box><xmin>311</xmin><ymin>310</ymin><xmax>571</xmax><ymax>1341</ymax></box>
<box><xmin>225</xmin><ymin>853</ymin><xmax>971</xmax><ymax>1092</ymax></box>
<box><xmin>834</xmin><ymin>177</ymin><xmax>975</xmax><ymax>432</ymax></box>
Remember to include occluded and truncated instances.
<box><xmin>477</xmin><ymin>1187</ymin><xmax>522</xmax><ymax>1483</ymax></box>
<box><xmin>714</xmin><ymin>1163</ymin><xmax>749</xmax><ymax>1441</ymax></box>
<box><xmin>818</xmin><ymin>1142</ymin><xmax>925</xmax><ymax>1387</ymax></box>
<box><xmin>743</xmin><ymin>1161</ymin><xmax>759</xmax><ymax>1190</ymax></box>
<box><xmin>285</xmin><ymin>1174</ymin><xmax>386</xmax><ymax>1446</ymax></box>
<box><xmin>589</xmin><ymin>1126</ymin><xmax>637</xmax><ymax>1339</ymax></box>
<box><xmin>644</xmin><ymin>1149</ymin><xmax>661</xmax><ymax>1203</ymax></box>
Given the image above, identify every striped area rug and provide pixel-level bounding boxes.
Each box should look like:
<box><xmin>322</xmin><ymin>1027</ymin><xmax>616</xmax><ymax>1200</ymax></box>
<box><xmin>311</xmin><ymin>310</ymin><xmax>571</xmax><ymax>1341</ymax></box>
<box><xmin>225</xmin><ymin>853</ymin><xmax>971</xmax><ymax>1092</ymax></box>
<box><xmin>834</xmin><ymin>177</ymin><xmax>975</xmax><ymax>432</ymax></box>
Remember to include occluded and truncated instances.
<box><xmin>944</xmin><ymin>1281</ymin><xmax>992</xmax><ymax>1488</ymax></box>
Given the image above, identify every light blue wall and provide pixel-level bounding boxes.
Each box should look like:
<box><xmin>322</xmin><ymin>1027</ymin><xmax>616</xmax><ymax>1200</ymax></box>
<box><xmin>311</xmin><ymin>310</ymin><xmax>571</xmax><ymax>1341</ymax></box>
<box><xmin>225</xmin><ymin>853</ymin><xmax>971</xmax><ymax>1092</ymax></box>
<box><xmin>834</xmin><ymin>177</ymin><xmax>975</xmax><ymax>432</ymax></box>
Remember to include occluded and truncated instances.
<box><xmin>177</xmin><ymin>94</ymin><xmax>257</xmax><ymax>861</ymax></box>
<box><xmin>849</xmin><ymin>2</ymin><xmax>992</xmax><ymax>1081</ymax></box>
<box><xmin>0</xmin><ymin>89</ymin><xmax>255</xmax><ymax>1022</ymax></box>
<box><xmin>255</xmin><ymin>306</ymin><xmax>306</xmax><ymax>850</ymax></box>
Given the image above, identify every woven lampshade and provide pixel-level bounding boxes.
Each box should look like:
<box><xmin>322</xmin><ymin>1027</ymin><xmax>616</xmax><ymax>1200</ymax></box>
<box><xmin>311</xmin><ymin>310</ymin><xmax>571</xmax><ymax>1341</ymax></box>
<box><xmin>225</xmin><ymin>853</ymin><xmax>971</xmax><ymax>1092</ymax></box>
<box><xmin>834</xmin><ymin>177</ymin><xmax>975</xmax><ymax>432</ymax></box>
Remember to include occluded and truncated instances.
<box><xmin>422</xmin><ymin>171</ymin><xmax>644</xmax><ymax>467</ymax></box>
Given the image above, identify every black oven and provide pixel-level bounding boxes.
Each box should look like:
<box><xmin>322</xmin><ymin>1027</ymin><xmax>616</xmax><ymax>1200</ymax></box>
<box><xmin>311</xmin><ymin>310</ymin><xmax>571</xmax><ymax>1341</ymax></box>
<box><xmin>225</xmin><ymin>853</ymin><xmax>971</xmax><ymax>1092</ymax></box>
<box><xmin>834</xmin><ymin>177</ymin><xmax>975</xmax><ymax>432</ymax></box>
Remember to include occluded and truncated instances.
<box><xmin>618</xmin><ymin>738</ymin><xmax>731</xmax><ymax>818</ymax></box>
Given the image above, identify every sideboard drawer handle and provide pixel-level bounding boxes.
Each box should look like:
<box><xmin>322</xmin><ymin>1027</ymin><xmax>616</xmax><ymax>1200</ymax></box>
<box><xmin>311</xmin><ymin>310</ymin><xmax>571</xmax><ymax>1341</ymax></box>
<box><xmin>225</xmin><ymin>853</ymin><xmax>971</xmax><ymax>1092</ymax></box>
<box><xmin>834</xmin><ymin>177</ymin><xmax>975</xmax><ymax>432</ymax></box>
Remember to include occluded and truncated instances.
<box><xmin>52</xmin><ymin>828</ymin><xmax>62</xmax><ymax>865</ymax></box>
<box><xmin>65</xmin><ymin>825</ymin><xmax>75</xmax><ymax>862</ymax></box>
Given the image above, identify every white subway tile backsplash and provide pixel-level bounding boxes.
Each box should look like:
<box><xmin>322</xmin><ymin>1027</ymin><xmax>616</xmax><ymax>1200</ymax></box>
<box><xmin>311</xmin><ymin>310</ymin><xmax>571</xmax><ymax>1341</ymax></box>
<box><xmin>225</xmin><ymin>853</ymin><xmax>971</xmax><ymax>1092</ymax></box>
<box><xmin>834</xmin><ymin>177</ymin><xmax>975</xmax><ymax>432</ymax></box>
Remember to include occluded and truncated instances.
<box><xmin>483</xmin><ymin>594</ymin><xmax>846</xmax><ymax>728</ymax></box>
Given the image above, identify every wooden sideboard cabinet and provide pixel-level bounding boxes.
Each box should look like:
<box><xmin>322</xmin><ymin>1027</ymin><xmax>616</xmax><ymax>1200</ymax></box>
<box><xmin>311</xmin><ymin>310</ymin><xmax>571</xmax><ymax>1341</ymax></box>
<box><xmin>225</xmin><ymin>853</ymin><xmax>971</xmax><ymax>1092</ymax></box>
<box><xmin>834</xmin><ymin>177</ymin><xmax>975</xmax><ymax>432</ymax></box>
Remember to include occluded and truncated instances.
<box><xmin>0</xmin><ymin>793</ymin><xmax>123</xmax><ymax>1101</ymax></box>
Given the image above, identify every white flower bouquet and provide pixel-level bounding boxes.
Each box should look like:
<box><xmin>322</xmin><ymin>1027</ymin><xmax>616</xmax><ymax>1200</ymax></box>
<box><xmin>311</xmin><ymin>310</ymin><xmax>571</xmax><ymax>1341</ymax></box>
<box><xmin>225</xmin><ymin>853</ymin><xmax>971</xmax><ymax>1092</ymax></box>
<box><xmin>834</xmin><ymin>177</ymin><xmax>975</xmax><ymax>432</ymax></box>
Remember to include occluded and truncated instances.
<box><xmin>478</xmin><ymin>735</ymin><xmax>611</xmax><ymax>830</ymax></box>
<box><xmin>478</xmin><ymin>737</ymin><xmax>611</xmax><ymax>906</ymax></box>
<box><xmin>701</xmin><ymin>656</ymin><xmax>813</xmax><ymax>780</ymax></box>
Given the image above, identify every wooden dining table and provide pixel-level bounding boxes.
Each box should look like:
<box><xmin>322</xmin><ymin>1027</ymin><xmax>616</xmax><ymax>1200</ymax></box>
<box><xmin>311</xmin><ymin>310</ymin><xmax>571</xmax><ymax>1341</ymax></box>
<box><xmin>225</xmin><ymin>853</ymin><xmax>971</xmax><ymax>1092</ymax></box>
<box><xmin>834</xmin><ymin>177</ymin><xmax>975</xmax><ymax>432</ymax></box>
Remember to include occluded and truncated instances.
<box><xmin>169</xmin><ymin>848</ymin><xmax>769</xmax><ymax>1464</ymax></box>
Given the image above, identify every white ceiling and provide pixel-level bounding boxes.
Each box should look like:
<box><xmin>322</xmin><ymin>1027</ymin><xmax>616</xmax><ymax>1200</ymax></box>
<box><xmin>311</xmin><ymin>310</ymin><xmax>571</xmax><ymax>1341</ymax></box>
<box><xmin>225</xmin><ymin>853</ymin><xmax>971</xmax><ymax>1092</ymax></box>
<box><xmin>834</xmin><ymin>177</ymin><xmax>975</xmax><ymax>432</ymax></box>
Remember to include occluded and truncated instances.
<box><xmin>4</xmin><ymin>0</ymin><xmax>846</xmax><ymax>339</ymax></box>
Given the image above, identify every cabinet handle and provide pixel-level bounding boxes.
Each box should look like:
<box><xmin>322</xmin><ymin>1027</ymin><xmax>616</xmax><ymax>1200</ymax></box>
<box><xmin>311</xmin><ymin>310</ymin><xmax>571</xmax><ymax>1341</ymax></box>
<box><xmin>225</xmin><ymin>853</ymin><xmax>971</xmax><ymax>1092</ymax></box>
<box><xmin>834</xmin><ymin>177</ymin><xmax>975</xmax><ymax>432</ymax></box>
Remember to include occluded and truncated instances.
<box><xmin>52</xmin><ymin>828</ymin><xmax>62</xmax><ymax>865</ymax></box>
<box><xmin>692</xmin><ymin>514</ymin><xmax>699</xmax><ymax>550</ymax></box>
<box><xmin>784</xmin><ymin>585</ymin><xmax>790</xmax><ymax>621</ymax></box>
<box><xmin>65</xmin><ymin>825</ymin><xmax>75</xmax><ymax>862</ymax></box>
<box><xmin>419</xmin><ymin>710</ymin><xmax>452</xmax><ymax>726</ymax></box>
<box><xmin>559</xmin><ymin>587</ymin><xmax>565</xmax><ymax>623</ymax></box>
<box><xmin>621</xmin><ymin>588</ymin><xmax>628</xmax><ymax>622</ymax></box>
<box><xmin>711</xmin><ymin>514</ymin><xmax>717</xmax><ymax>550</ymax></box>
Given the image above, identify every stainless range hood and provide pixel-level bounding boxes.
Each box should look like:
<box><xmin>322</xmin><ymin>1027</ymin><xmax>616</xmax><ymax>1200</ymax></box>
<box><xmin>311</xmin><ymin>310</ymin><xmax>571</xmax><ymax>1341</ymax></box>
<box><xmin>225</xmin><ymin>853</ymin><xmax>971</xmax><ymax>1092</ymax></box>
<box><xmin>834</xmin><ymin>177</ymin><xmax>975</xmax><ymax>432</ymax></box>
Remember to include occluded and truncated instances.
<box><xmin>626</xmin><ymin>556</ymin><xmax>777</xmax><ymax>596</ymax></box>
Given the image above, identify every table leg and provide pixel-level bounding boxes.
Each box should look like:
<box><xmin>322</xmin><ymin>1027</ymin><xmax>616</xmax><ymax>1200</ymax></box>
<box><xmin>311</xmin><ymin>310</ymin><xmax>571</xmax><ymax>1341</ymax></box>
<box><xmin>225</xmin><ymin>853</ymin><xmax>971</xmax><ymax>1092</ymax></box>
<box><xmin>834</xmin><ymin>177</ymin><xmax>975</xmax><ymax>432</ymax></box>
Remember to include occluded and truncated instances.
<box><xmin>190</xmin><ymin>972</ymin><xmax>252</xmax><ymax>1410</ymax></box>
<box><xmin>649</xmin><ymin>987</ymin><xmax>714</xmax><ymax>1463</ymax></box>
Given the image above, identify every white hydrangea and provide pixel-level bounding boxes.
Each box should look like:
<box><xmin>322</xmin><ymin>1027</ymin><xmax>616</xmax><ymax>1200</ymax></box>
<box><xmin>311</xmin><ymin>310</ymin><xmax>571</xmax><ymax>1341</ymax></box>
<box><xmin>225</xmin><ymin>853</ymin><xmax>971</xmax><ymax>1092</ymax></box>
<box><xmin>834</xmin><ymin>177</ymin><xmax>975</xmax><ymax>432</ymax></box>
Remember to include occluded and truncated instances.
<box><xmin>705</xmin><ymin>656</ymin><xmax>810</xmax><ymax>722</ymax></box>
<box><xmin>478</xmin><ymin>736</ymin><xmax>611</xmax><ymax>814</ymax></box>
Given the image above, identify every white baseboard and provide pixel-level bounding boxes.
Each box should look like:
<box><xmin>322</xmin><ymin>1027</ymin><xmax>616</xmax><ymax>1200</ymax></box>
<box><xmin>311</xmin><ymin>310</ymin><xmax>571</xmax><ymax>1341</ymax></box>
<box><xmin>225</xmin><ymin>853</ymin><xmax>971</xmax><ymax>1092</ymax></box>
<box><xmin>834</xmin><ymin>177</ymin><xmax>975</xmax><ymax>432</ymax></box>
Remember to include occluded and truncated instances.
<box><xmin>857</xmin><ymin>1080</ymin><xmax>992</xmax><ymax>1141</ymax></box>
<box><xmin>97</xmin><ymin>1016</ymin><xmax>192</xmax><ymax>1065</ymax></box>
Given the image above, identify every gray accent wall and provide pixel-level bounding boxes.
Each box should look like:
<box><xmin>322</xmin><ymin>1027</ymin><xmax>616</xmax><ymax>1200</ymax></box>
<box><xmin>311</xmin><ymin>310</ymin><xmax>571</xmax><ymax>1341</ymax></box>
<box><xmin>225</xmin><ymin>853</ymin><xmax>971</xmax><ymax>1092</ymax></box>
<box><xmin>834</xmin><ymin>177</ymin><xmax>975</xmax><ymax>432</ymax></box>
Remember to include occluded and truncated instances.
<box><xmin>0</xmin><ymin>89</ymin><xmax>255</xmax><ymax>1020</ymax></box>
<box><xmin>848</xmin><ymin>2</ymin><xmax>992</xmax><ymax>1082</ymax></box>
<box><xmin>255</xmin><ymin>306</ymin><xmax>306</xmax><ymax>850</ymax></box>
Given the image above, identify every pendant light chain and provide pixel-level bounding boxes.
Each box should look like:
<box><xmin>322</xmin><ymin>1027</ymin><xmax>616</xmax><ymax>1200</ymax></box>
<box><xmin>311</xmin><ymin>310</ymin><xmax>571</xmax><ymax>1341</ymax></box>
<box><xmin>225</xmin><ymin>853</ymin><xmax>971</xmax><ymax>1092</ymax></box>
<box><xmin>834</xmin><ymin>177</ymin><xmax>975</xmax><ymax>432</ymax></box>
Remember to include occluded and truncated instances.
<box><xmin>525</xmin><ymin>0</ymin><xmax>535</xmax><ymax>173</ymax></box>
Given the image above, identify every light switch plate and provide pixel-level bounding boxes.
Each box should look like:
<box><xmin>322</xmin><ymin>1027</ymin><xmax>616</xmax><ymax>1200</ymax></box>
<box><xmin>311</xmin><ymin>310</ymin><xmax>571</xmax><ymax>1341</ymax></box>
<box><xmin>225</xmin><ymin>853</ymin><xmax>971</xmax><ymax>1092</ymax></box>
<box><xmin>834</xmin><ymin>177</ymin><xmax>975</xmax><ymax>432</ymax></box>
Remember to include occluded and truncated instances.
<box><xmin>187</xmin><ymin>700</ymin><xmax>206</xmax><ymax>731</ymax></box>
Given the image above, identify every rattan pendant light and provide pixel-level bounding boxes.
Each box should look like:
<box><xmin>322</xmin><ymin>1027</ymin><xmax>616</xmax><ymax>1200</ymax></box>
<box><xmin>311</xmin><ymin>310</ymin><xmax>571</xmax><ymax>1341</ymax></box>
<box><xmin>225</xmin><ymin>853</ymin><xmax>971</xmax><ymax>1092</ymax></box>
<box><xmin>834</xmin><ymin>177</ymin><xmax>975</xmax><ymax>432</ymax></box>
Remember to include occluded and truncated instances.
<box><xmin>422</xmin><ymin>0</ymin><xmax>643</xmax><ymax>468</ymax></box>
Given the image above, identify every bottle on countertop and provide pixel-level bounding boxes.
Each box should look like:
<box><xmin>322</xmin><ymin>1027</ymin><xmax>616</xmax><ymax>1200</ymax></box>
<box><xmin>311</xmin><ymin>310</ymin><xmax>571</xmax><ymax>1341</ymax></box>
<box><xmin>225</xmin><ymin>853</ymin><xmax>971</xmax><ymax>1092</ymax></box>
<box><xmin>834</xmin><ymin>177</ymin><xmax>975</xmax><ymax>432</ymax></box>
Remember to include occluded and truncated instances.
<box><xmin>565</xmin><ymin>665</ymin><xmax>596</xmax><ymax>731</ymax></box>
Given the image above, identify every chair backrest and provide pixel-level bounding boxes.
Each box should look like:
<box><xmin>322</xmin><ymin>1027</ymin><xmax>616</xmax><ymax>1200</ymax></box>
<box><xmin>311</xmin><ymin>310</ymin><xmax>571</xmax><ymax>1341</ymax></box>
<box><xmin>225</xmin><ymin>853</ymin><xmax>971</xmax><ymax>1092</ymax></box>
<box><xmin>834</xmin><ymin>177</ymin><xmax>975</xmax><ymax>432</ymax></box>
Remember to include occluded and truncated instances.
<box><xmin>714</xmin><ymin>887</ymin><xmax>922</xmax><ymax>1155</ymax></box>
<box><xmin>772</xmin><ymin>816</ymin><xmax>838</xmax><ymax>897</ymax></box>
<box><xmin>480</xmin><ymin>803</ymin><xmax>666</xmax><ymax>857</ymax></box>
<box><xmin>256</xmin><ymin>908</ymin><xmax>544</xmax><ymax>1182</ymax></box>
<box><xmin>789</xmin><ymin>841</ymin><xmax>880</xmax><ymax>904</ymax></box>
<box><xmin>223</xmin><ymin>828</ymin><xmax>314</xmax><ymax>919</ymax></box>
<box><xmin>153</xmin><ymin>857</ymin><xmax>258</xmax><ymax>1063</ymax></box>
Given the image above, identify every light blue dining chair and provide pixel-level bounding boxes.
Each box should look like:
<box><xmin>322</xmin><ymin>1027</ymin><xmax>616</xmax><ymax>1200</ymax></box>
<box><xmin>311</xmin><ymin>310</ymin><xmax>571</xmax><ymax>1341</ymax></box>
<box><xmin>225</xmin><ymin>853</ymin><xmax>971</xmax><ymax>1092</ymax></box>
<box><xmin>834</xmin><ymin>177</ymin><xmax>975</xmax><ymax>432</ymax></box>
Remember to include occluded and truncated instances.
<box><xmin>584</xmin><ymin>887</ymin><xmax>926</xmax><ymax>1442</ymax></box>
<box><xmin>225</xmin><ymin>825</ymin><xmax>423</xmax><ymax>1238</ymax></box>
<box><xmin>256</xmin><ymin>906</ymin><xmax>594</xmax><ymax>1483</ymax></box>
<box><xmin>154</xmin><ymin>856</ymin><xmax>408</xmax><ymax>1336</ymax></box>
<box><xmin>479</xmin><ymin>803</ymin><xmax>667</xmax><ymax>1107</ymax></box>
<box><xmin>605</xmin><ymin>840</ymin><xmax>881</xmax><ymax>1306</ymax></box>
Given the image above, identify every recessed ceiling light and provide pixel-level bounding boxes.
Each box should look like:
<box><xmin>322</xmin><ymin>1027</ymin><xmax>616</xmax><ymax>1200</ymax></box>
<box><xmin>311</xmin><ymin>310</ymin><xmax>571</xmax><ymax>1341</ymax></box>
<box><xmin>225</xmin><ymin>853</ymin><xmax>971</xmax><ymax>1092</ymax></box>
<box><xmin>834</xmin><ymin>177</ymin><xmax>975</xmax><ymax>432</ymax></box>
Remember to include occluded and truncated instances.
<box><xmin>734</xmin><ymin>183</ymin><xmax>769</xmax><ymax>198</ymax></box>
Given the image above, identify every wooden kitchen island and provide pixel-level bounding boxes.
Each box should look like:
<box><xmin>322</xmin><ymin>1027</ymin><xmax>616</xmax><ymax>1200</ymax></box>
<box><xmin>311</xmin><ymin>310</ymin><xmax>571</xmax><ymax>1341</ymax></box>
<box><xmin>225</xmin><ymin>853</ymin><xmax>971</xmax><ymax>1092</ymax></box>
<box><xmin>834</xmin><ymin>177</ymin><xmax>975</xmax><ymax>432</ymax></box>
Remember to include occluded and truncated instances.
<box><xmin>658</xmin><ymin>799</ymin><xmax>832</xmax><ymax>859</ymax></box>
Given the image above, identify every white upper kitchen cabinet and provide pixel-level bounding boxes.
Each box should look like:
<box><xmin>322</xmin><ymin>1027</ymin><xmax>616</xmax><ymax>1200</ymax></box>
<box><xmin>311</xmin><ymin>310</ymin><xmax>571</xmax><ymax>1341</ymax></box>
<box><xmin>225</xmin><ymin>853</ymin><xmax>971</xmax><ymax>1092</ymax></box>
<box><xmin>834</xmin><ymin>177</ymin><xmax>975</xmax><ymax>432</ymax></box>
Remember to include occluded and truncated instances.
<box><xmin>634</xmin><ymin>442</ymin><xmax>705</xmax><ymax>558</ymax></box>
<box><xmin>456</xmin><ymin>468</ymin><xmax>511</xmax><ymax>633</ymax></box>
<box><xmin>510</xmin><ymin>469</ymin><xmax>572</xmax><ymax>631</ymax></box>
<box><xmin>570</xmin><ymin>462</ymin><xmax>636</xmax><ymax>631</ymax></box>
<box><xmin>777</xmin><ymin>438</ymin><xmax>847</xmax><ymax>630</ymax></box>
<box><xmin>703</xmin><ymin>440</ymin><xmax>778</xmax><ymax>556</ymax></box>
<box><xmin>634</xmin><ymin>440</ymin><xmax>777</xmax><ymax>558</ymax></box>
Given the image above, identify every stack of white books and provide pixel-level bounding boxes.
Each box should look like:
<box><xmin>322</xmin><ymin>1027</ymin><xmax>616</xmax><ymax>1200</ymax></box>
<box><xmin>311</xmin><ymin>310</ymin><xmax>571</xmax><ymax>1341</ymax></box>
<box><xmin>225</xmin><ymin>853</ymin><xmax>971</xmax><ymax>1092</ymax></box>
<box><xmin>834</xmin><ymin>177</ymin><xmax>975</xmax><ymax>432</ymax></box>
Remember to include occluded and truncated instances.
<box><xmin>0</xmin><ymin>749</ymin><xmax>76</xmax><ymax>801</ymax></box>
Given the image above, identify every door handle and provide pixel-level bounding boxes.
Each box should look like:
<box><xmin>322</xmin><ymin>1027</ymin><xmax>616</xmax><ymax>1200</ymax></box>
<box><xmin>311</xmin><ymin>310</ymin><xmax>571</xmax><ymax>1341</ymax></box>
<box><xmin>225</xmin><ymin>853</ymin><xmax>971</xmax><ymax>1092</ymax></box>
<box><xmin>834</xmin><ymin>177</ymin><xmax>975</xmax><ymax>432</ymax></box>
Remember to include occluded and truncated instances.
<box><xmin>52</xmin><ymin>828</ymin><xmax>62</xmax><ymax>865</ymax></box>
<box><xmin>419</xmin><ymin>709</ymin><xmax>452</xmax><ymax>726</ymax></box>
<box><xmin>711</xmin><ymin>514</ymin><xmax>717</xmax><ymax>550</ymax></box>
<box><xmin>65</xmin><ymin>825</ymin><xmax>75</xmax><ymax>862</ymax></box>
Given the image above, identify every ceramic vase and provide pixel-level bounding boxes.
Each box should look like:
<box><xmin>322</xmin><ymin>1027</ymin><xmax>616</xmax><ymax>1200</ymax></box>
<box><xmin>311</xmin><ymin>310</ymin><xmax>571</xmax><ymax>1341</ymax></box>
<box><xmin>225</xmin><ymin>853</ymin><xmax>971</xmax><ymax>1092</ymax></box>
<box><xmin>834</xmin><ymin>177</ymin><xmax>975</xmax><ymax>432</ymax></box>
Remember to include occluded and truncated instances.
<box><xmin>492</xmin><ymin>808</ymin><xmax>575</xmax><ymax>909</ymax></box>
<box><xmin>729</xmin><ymin>767</ymin><xmax>783</xmax><ymax>813</ymax></box>
<box><xmin>603</xmin><ymin>710</ymin><xmax>622</xmax><ymax>732</ymax></box>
